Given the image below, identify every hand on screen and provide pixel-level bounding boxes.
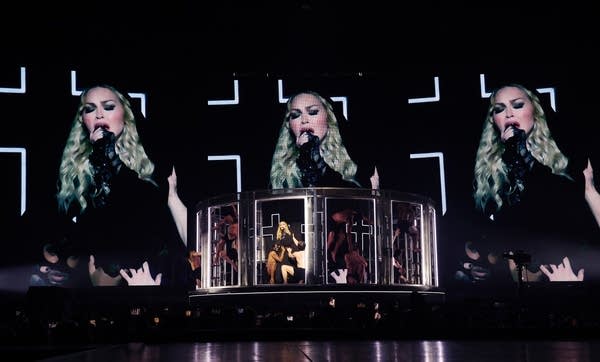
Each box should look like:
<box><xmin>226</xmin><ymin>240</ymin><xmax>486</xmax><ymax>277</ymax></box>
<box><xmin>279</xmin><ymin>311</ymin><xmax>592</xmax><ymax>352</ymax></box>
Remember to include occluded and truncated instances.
<box><xmin>539</xmin><ymin>256</ymin><xmax>584</xmax><ymax>282</ymax></box>
<box><xmin>167</xmin><ymin>166</ymin><xmax>178</xmax><ymax>197</ymax></box>
<box><xmin>583</xmin><ymin>159</ymin><xmax>594</xmax><ymax>182</ymax></box>
<box><xmin>583</xmin><ymin>159</ymin><xmax>598</xmax><ymax>196</ymax></box>
<box><xmin>88</xmin><ymin>255</ymin><xmax>123</xmax><ymax>286</ymax></box>
<box><xmin>330</xmin><ymin>268</ymin><xmax>347</xmax><ymax>283</ymax></box>
<box><xmin>120</xmin><ymin>261</ymin><xmax>162</xmax><ymax>286</ymax></box>
<box><xmin>583</xmin><ymin>158</ymin><xmax>600</xmax><ymax>228</ymax></box>
<box><xmin>370</xmin><ymin>166</ymin><xmax>380</xmax><ymax>190</ymax></box>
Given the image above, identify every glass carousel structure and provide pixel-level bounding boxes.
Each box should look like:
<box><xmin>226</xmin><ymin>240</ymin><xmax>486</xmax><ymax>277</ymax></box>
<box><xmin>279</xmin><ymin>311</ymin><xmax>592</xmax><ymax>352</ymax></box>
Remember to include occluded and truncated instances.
<box><xmin>190</xmin><ymin>188</ymin><xmax>444</xmax><ymax>311</ymax></box>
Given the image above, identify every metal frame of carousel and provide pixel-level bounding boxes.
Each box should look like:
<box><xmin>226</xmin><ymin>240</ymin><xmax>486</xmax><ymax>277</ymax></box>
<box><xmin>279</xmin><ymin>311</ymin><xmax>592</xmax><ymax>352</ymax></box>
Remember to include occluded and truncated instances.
<box><xmin>189</xmin><ymin>188</ymin><xmax>445</xmax><ymax>315</ymax></box>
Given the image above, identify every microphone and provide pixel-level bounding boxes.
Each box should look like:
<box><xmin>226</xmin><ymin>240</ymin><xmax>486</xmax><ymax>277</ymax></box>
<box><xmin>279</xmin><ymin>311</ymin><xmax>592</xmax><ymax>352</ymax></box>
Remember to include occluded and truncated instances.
<box><xmin>503</xmin><ymin>126</ymin><xmax>526</xmax><ymax>164</ymax></box>
<box><xmin>501</xmin><ymin>125</ymin><xmax>533</xmax><ymax>205</ymax></box>
<box><xmin>300</xmin><ymin>132</ymin><xmax>318</xmax><ymax>150</ymax></box>
<box><xmin>297</xmin><ymin>132</ymin><xmax>325</xmax><ymax>186</ymax></box>
<box><xmin>90</xmin><ymin>128</ymin><xmax>120</xmax><ymax>207</ymax></box>
<box><xmin>91</xmin><ymin>127</ymin><xmax>118</xmax><ymax>163</ymax></box>
<box><xmin>298</xmin><ymin>132</ymin><xmax>320</xmax><ymax>162</ymax></box>
<box><xmin>92</xmin><ymin>127</ymin><xmax>113</xmax><ymax>148</ymax></box>
<box><xmin>504</xmin><ymin>125</ymin><xmax>522</xmax><ymax>145</ymax></box>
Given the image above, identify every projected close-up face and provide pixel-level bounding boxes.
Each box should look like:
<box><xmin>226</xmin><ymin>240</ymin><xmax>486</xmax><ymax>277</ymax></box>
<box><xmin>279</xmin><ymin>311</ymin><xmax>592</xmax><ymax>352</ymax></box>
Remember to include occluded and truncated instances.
<box><xmin>81</xmin><ymin>86</ymin><xmax>126</xmax><ymax>141</ymax></box>
<box><xmin>288</xmin><ymin>93</ymin><xmax>329</xmax><ymax>146</ymax></box>
<box><xmin>491</xmin><ymin>86</ymin><xmax>535</xmax><ymax>142</ymax></box>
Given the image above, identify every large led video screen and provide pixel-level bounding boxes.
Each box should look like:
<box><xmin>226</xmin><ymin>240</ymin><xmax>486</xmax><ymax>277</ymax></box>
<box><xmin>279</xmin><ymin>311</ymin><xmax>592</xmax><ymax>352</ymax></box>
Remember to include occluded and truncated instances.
<box><xmin>1</xmin><ymin>63</ymin><xmax>598</xmax><ymax>298</ymax></box>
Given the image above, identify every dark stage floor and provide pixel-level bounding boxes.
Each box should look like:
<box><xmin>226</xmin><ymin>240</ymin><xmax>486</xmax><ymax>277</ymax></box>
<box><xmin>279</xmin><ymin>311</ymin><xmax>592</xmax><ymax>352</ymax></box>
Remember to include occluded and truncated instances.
<box><xmin>4</xmin><ymin>282</ymin><xmax>600</xmax><ymax>361</ymax></box>
<box><xmin>13</xmin><ymin>339</ymin><xmax>600</xmax><ymax>362</ymax></box>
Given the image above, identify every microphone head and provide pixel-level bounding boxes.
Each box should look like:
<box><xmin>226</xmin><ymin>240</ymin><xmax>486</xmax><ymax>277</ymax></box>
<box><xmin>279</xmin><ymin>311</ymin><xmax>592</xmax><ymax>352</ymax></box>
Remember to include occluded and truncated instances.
<box><xmin>504</xmin><ymin>126</ymin><xmax>525</xmax><ymax>147</ymax></box>
<box><xmin>92</xmin><ymin>128</ymin><xmax>116</xmax><ymax>147</ymax></box>
<box><xmin>306</xmin><ymin>132</ymin><xmax>319</xmax><ymax>143</ymax></box>
<box><xmin>299</xmin><ymin>132</ymin><xmax>319</xmax><ymax>151</ymax></box>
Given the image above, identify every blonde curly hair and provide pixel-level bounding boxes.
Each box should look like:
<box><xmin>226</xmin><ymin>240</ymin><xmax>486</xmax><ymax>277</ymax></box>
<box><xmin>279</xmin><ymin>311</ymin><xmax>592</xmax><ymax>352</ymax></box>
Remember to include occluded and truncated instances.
<box><xmin>269</xmin><ymin>91</ymin><xmax>359</xmax><ymax>188</ymax></box>
<box><xmin>57</xmin><ymin>85</ymin><xmax>156</xmax><ymax>213</ymax></box>
<box><xmin>473</xmin><ymin>84</ymin><xmax>571</xmax><ymax>213</ymax></box>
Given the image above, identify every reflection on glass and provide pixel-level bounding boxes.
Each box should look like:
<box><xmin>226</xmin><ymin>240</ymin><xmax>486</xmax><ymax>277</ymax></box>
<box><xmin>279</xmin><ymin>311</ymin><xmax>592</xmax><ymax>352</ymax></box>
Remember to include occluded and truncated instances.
<box><xmin>210</xmin><ymin>203</ymin><xmax>239</xmax><ymax>286</ymax></box>
<box><xmin>326</xmin><ymin>199</ymin><xmax>375</xmax><ymax>284</ymax></box>
<box><xmin>392</xmin><ymin>202</ymin><xmax>422</xmax><ymax>284</ymax></box>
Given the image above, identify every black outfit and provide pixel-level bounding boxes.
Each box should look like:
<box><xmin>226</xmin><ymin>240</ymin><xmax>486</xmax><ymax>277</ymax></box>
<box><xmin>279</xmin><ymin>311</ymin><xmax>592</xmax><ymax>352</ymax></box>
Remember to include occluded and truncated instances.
<box><xmin>71</xmin><ymin>132</ymin><xmax>186</xmax><ymax>287</ymax></box>
<box><xmin>276</xmin><ymin>232</ymin><xmax>306</xmax><ymax>283</ymax></box>
<box><xmin>221</xmin><ymin>232</ymin><xmax>238</xmax><ymax>263</ymax></box>
<box><xmin>294</xmin><ymin>159</ymin><xmax>375</xmax><ymax>189</ymax></box>
<box><xmin>27</xmin><ymin>166</ymin><xmax>186</xmax><ymax>288</ymax></box>
<box><xmin>300</xmin><ymin>165</ymin><xmax>366</xmax><ymax>189</ymax></box>
<box><xmin>68</xmin><ymin>167</ymin><xmax>172</xmax><ymax>284</ymax></box>
<box><xmin>489</xmin><ymin>130</ymin><xmax>594</xmax><ymax>237</ymax></box>
<box><xmin>279</xmin><ymin>232</ymin><xmax>302</xmax><ymax>251</ymax></box>
<box><xmin>275</xmin><ymin>248</ymin><xmax>295</xmax><ymax>284</ymax></box>
<box><xmin>488</xmin><ymin>159</ymin><xmax>594</xmax><ymax>241</ymax></box>
<box><xmin>450</xmin><ymin>151</ymin><xmax>599</xmax><ymax>294</ymax></box>
<box><xmin>295</xmin><ymin>133</ymin><xmax>375</xmax><ymax>189</ymax></box>
<box><xmin>27</xmin><ymin>130</ymin><xmax>187</xmax><ymax>288</ymax></box>
<box><xmin>187</xmin><ymin>265</ymin><xmax>201</xmax><ymax>290</ymax></box>
<box><xmin>296</xmin><ymin>133</ymin><xmax>328</xmax><ymax>187</ymax></box>
<box><xmin>499</xmin><ymin>127</ymin><xmax>536</xmax><ymax>207</ymax></box>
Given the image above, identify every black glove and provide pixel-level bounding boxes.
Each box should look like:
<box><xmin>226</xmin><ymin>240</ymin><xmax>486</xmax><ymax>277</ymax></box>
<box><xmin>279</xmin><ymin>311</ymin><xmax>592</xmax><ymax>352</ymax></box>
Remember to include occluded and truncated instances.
<box><xmin>89</xmin><ymin>130</ymin><xmax>121</xmax><ymax>208</ymax></box>
<box><xmin>296</xmin><ymin>133</ymin><xmax>327</xmax><ymax>187</ymax></box>
<box><xmin>501</xmin><ymin>127</ymin><xmax>534</xmax><ymax>205</ymax></box>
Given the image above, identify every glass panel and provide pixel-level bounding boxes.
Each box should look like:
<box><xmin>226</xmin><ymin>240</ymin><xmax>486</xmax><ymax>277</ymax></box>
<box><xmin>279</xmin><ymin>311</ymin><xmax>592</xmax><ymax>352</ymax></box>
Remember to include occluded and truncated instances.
<box><xmin>391</xmin><ymin>201</ymin><xmax>423</xmax><ymax>284</ymax></box>
<box><xmin>256</xmin><ymin>198</ymin><xmax>306</xmax><ymax>285</ymax></box>
<box><xmin>325</xmin><ymin>198</ymin><xmax>376</xmax><ymax>284</ymax></box>
<box><xmin>209</xmin><ymin>203</ymin><xmax>239</xmax><ymax>287</ymax></box>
